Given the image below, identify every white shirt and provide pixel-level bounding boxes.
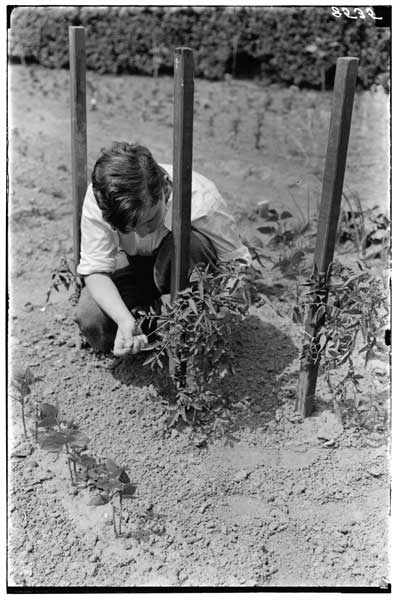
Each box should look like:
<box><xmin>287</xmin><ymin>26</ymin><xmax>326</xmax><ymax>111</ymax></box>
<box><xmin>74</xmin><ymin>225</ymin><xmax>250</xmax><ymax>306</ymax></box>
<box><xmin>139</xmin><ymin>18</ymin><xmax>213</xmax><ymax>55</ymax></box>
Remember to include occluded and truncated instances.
<box><xmin>77</xmin><ymin>164</ymin><xmax>251</xmax><ymax>276</ymax></box>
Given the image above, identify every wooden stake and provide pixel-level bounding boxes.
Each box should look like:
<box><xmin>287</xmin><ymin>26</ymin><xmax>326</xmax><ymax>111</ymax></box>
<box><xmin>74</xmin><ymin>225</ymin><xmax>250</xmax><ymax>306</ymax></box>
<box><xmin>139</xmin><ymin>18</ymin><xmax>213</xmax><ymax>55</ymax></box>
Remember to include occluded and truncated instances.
<box><xmin>296</xmin><ymin>57</ymin><xmax>359</xmax><ymax>418</ymax></box>
<box><xmin>69</xmin><ymin>26</ymin><xmax>87</xmax><ymax>272</ymax></box>
<box><xmin>171</xmin><ymin>47</ymin><xmax>194</xmax><ymax>301</ymax></box>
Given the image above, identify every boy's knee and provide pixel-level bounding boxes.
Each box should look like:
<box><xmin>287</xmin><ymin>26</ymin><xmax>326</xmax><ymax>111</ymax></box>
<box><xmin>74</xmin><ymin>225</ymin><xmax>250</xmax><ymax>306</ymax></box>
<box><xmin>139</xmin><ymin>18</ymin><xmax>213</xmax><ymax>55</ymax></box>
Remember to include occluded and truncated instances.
<box><xmin>74</xmin><ymin>288</ymin><xmax>115</xmax><ymax>353</ymax></box>
<box><xmin>189</xmin><ymin>230</ymin><xmax>218</xmax><ymax>270</ymax></box>
<box><xmin>154</xmin><ymin>230</ymin><xmax>218</xmax><ymax>294</ymax></box>
<box><xmin>74</xmin><ymin>287</ymin><xmax>97</xmax><ymax>330</ymax></box>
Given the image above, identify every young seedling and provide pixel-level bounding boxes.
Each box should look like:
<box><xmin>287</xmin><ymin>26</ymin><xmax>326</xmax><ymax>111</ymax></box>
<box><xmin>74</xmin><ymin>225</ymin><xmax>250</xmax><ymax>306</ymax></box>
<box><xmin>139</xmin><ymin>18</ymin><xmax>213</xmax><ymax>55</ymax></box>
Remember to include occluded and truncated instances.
<box><xmin>86</xmin><ymin>458</ymin><xmax>137</xmax><ymax>537</ymax></box>
<box><xmin>46</xmin><ymin>255</ymin><xmax>82</xmax><ymax>306</ymax></box>
<box><xmin>10</xmin><ymin>366</ymin><xmax>41</xmax><ymax>439</ymax></box>
<box><xmin>208</xmin><ymin>113</ymin><xmax>215</xmax><ymax>137</ymax></box>
<box><xmin>229</xmin><ymin>106</ymin><xmax>242</xmax><ymax>147</ymax></box>
<box><xmin>37</xmin><ymin>406</ymin><xmax>90</xmax><ymax>484</ymax></box>
<box><xmin>256</xmin><ymin>206</ymin><xmax>310</xmax><ymax>249</ymax></box>
<box><xmin>338</xmin><ymin>194</ymin><xmax>390</xmax><ymax>259</ymax></box>
<box><xmin>254</xmin><ymin>111</ymin><xmax>265</xmax><ymax>150</ymax></box>
<box><xmin>252</xmin><ymin>93</ymin><xmax>273</xmax><ymax>151</ymax></box>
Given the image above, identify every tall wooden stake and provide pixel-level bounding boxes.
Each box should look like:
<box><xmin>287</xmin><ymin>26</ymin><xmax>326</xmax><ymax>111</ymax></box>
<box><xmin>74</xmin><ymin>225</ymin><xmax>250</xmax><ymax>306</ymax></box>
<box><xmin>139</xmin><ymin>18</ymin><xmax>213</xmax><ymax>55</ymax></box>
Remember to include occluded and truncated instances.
<box><xmin>69</xmin><ymin>26</ymin><xmax>87</xmax><ymax>271</ymax></box>
<box><xmin>296</xmin><ymin>57</ymin><xmax>359</xmax><ymax>417</ymax></box>
<box><xmin>171</xmin><ymin>47</ymin><xmax>194</xmax><ymax>301</ymax></box>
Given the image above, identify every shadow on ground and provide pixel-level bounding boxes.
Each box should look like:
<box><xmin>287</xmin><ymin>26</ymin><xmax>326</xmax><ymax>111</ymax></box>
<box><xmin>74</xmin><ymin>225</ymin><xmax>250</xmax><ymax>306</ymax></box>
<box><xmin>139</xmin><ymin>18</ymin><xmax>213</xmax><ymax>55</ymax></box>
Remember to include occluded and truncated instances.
<box><xmin>110</xmin><ymin>313</ymin><xmax>298</xmax><ymax>436</ymax></box>
<box><xmin>211</xmin><ymin>314</ymin><xmax>297</xmax><ymax>433</ymax></box>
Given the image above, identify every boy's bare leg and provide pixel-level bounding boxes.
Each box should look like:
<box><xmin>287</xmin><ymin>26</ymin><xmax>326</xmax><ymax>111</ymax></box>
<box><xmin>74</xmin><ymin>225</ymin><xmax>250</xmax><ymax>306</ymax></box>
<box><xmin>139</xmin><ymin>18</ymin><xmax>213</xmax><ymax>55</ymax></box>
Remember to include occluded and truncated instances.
<box><xmin>74</xmin><ymin>258</ymin><xmax>161</xmax><ymax>353</ymax></box>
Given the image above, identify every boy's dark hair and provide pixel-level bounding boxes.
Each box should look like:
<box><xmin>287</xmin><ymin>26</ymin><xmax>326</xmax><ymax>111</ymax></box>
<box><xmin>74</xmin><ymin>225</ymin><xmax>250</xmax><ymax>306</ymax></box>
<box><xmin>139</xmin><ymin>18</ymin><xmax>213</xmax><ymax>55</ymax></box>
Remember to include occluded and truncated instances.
<box><xmin>91</xmin><ymin>142</ymin><xmax>166</xmax><ymax>233</ymax></box>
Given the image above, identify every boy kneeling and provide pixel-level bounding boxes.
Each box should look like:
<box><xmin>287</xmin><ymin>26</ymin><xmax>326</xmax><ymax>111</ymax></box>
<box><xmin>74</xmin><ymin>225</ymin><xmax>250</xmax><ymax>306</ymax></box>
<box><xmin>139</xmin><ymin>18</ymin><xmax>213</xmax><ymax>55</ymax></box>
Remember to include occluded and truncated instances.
<box><xmin>75</xmin><ymin>142</ymin><xmax>251</xmax><ymax>356</ymax></box>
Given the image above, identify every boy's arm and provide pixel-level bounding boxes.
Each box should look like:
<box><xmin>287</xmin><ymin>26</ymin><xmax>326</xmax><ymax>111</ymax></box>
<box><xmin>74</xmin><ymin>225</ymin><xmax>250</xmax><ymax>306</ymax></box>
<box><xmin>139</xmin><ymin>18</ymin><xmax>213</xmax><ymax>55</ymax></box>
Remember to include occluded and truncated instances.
<box><xmin>85</xmin><ymin>273</ymin><xmax>148</xmax><ymax>356</ymax></box>
<box><xmin>78</xmin><ymin>186</ymin><xmax>147</xmax><ymax>355</ymax></box>
<box><xmin>77</xmin><ymin>185</ymin><xmax>119</xmax><ymax>277</ymax></box>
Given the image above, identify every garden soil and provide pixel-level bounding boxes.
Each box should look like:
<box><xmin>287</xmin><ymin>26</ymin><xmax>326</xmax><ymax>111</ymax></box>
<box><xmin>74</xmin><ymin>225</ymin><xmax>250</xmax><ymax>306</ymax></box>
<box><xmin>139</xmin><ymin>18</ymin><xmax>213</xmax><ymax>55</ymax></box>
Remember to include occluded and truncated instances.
<box><xmin>8</xmin><ymin>65</ymin><xmax>390</xmax><ymax>588</ymax></box>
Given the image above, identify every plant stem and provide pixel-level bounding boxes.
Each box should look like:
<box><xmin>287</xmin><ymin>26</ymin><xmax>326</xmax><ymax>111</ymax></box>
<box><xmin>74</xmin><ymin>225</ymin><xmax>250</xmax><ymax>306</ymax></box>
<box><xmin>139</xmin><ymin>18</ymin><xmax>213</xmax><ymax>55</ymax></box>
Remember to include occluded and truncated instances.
<box><xmin>119</xmin><ymin>493</ymin><xmax>123</xmax><ymax>536</ymax></box>
<box><xmin>67</xmin><ymin>458</ymin><xmax>74</xmax><ymax>483</ymax></box>
<box><xmin>112</xmin><ymin>505</ymin><xmax>118</xmax><ymax>537</ymax></box>
<box><xmin>35</xmin><ymin>404</ymin><xmax>39</xmax><ymax>444</ymax></box>
<box><xmin>21</xmin><ymin>402</ymin><xmax>28</xmax><ymax>439</ymax></box>
<box><xmin>65</xmin><ymin>445</ymin><xmax>75</xmax><ymax>483</ymax></box>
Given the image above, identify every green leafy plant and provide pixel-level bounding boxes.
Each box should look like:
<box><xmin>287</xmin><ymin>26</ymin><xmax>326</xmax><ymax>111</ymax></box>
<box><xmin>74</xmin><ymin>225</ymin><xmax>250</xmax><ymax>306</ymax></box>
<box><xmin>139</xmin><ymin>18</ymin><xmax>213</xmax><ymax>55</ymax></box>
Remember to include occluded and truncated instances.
<box><xmin>252</xmin><ymin>203</ymin><xmax>313</xmax><ymax>280</ymax></box>
<box><xmin>10</xmin><ymin>366</ymin><xmax>137</xmax><ymax>537</ymax></box>
<box><xmin>10</xmin><ymin>366</ymin><xmax>41</xmax><ymax>439</ymax></box>
<box><xmin>35</xmin><ymin>402</ymin><xmax>137</xmax><ymax>535</ymax></box>
<box><xmin>295</xmin><ymin>260</ymin><xmax>389</xmax><ymax>426</ymax></box>
<box><xmin>85</xmin><ymin>458</ymin><xmax>137</xmax><ymax>537</ymax></box>
<box><xmin>36</xmin><ymin>403</ymin><xmax>90</xmax><ymax>482</ymax></box>
<box><xmin>139</xmin><ymin>261</ymin><xmax>250</xmax><ymax>427</ymax></box>
<box><xmin>46</xmin><ymin>255</ymin><xmax>82</xmax><ymax>305</ymax></box>
<box><xmin>338</xmin><ymin>195</ymin><xmax>390</xmax><ymax>260</ymax></box>
<box><xmin>257</xmin><ymin>207</ymin><xmax>309</xmax><ymax>246</ymax></box>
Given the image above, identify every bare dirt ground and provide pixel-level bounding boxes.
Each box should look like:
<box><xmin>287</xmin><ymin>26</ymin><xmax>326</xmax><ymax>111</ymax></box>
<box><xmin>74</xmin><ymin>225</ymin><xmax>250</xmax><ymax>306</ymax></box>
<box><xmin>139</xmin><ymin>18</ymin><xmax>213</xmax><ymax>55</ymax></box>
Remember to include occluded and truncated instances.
<box><xmin>8</xmin><ymin>64</ymin><xmax>390</xmax><ymax>589</ymax></box>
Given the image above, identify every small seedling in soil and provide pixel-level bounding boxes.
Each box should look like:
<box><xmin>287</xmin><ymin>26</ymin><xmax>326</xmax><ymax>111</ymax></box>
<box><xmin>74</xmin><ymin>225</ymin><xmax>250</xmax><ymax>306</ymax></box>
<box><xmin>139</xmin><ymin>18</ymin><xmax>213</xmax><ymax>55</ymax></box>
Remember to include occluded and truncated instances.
<box><xmin>257</xmin><ymin>208</ymin><xmax>306</xmax><ymax>245</ymax></box>
<box><xmin>208</xmin><ymin>113</ymin><xmax>215</xmax><ymax>137</ymax></box>
<box><xmin>229</xmin><ymin>107</ymin><xmax>242</xmax><ymax>146</ymax></box>
<box><xmin>338</xmin><ymin>196</ymin><xmax>390</xmax><ymax>260</ymax></box>
<box><xmin>10</xmin><ymin>366</ymin><xmax>42</xmax><ymax>439</ymax></box>
<box><xmin>46</xmin><ymin>255</ymin><xmax>82</xmax><ymax>306</ymax></box>
<box><xmin>254</xmin><ymin>111</ymin><xmax>265</xmax><ymax>150</ymax></box>
<box><xmin>85</xmin><ymin>458</ymin><xmax>137</xmax><ymax>537</ymax></box>
<box><xmin>36</xmin><ymin>406</ymin><xmax>90</xmax><ymax>484</ymax></box>
<box><xmin>138</xmin><ymin>261</ymin><xmax>251</xmax><ymax>429</ymax></box>
<box><xmin>263</xmin><ymin>94</ymin><xmax>273</xmax><ymax>112</ymax></box>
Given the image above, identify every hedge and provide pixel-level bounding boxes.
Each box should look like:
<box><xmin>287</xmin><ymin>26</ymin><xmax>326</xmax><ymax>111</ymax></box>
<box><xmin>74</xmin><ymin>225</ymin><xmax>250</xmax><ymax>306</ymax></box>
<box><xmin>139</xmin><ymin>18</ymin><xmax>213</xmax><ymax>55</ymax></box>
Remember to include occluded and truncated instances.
<box><xmin>8</xmin><ymin>6</ymin><xmax>390</xmax><ymax>89</ymax></box>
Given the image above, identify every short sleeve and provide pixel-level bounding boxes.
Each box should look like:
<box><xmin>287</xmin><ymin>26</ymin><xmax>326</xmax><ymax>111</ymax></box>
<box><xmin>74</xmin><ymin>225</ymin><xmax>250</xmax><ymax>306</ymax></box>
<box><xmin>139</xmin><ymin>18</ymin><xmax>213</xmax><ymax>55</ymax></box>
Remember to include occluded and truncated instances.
<box><xmin>76</xmin><ymin>185</ymin><xmax>119</xmax><ymax>276</ymax></box>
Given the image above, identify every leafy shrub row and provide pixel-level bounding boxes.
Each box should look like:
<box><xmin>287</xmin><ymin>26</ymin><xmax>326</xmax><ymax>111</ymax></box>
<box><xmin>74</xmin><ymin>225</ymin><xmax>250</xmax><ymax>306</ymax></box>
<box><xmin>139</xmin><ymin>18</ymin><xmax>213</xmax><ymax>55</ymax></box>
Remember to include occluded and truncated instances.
<box><xmin>9</xmin><ymin>6</ymin><xmax>390</xmax><ymax>88</ymax></box>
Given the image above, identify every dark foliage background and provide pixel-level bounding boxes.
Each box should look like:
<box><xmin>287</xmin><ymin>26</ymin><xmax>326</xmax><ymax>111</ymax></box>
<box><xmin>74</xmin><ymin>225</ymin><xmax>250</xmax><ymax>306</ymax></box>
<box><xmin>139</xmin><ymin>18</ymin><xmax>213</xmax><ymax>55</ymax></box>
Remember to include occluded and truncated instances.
<box><xmin>8</xmin><ymin>6</ymin><xmax>390</xmax><ymax>89</ymax></box>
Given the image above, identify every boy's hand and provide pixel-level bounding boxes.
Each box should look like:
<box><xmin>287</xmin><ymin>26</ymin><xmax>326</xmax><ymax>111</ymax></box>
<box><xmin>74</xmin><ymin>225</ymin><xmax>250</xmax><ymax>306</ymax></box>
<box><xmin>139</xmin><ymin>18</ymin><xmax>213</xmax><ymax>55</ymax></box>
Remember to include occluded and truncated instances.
<box><xmin>113</xmin><ymin>316</ymin><xmax>148</xmax><ymax>357</ymax></box>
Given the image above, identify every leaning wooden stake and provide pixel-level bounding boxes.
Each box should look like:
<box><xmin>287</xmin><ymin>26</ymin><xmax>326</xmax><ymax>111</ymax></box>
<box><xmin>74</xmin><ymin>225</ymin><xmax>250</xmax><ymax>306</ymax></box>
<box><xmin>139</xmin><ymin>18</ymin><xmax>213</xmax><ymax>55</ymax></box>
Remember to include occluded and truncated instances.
<box><xmin>69</xmin><ymin>26</ymin><xmax>87</xmax><ymax>271</ymax></box>
<box><xmin>171</xmin><ymin>47</ymin><xmax>194</xmax><ymax>301</ymax></box>
<box><xmin>296</xmin><ymin>57</ymin><xmax>359</xmax><ymax>418</ymax></box>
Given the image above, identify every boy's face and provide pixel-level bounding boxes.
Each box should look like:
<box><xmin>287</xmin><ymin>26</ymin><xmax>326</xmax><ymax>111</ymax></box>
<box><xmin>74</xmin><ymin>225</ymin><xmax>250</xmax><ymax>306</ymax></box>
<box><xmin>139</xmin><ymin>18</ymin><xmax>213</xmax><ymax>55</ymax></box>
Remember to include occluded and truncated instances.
<box><xmin>128</xmin><ymin>191</ymin><xmax>166</xmax><ymax>238</ymax></box>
